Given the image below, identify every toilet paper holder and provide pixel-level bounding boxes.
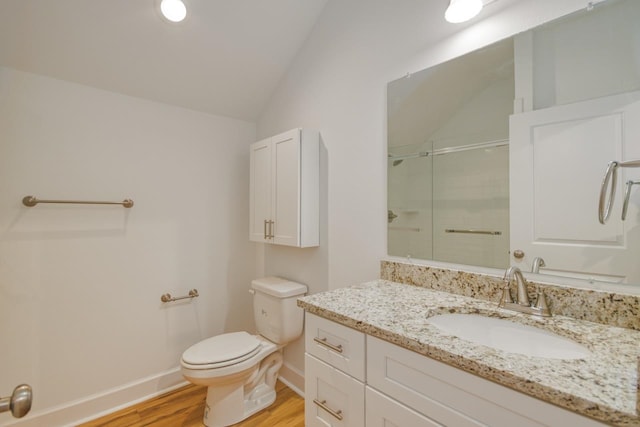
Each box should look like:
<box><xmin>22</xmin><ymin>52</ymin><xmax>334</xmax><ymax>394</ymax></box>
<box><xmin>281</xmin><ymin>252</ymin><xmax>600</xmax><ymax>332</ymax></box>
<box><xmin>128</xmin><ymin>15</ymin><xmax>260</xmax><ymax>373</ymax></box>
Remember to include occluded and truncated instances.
<box><xmin>161</xmin><ymin>289</ymin><xmax>199</xmax><ymax>303</ymax></box>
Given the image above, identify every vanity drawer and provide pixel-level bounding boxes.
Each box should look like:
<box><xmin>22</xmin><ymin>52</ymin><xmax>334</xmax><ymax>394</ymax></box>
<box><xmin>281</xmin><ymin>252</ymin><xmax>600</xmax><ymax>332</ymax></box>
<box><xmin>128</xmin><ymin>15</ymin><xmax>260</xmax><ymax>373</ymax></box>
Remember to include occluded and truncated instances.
<box><xmin>305</xmin><ymin>313</ymin><xmax>365</xmax><ymax>381</ymax></box>
<box><xmin>366</xmin><ymin>386</ymin><xmax>442</xmax><ymax>427</ymax></box>
<box><xmin>305</xmin><ymin>354</ymin><xmax>365</xmax><ymax>427</ymax></box>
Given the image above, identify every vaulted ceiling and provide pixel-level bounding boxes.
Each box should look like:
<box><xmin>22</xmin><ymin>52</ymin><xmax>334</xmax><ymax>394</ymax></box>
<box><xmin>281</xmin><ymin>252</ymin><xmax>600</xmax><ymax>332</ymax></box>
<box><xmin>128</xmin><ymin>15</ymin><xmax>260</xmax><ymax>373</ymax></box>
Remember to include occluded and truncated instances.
<box><xmin>0</xmin><ymin>1</ymin><xmax>516</xmax><ymax>122</ymax></box>
<box><xmin>0</xmin><ymin>0</ymin><xmax>328</xmax><ymax>121</ymax></box>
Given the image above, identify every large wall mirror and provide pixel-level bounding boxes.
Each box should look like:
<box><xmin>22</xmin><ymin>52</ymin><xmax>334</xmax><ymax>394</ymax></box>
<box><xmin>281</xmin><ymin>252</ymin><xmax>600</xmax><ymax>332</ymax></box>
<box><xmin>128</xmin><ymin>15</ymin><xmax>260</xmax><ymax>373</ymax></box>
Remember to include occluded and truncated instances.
<box><xmin>387</xmin><ymin>0</ymin><xmax>640</xmax><ymax>285</ymax></box>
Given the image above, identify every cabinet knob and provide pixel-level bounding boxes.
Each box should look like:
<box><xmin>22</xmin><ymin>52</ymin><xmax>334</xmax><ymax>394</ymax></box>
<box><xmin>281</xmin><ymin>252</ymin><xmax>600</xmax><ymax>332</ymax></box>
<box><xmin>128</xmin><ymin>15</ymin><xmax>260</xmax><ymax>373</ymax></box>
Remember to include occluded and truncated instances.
<box><xmin>513</xmin><ymin>249</ymin><xmax>525</xmax><ymax>259</ymax></box>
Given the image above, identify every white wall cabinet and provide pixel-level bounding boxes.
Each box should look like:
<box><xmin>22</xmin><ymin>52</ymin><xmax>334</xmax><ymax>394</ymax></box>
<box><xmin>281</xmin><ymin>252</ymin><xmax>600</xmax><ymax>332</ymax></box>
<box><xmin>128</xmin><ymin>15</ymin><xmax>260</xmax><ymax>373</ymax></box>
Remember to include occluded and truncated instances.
<box><xmin>249</xmin><ymin>128</ymin><xmax>319</xmax><ymax>247</ymax></box>
<box><xmin>304</xmin><ymin>313</ymin><xmax>606</xmax><ymax>427</ymax></box>
<box><xmin>510</xmin><ymin>85</ymin><xmax>640</xmax><ymax>283</ymax></box>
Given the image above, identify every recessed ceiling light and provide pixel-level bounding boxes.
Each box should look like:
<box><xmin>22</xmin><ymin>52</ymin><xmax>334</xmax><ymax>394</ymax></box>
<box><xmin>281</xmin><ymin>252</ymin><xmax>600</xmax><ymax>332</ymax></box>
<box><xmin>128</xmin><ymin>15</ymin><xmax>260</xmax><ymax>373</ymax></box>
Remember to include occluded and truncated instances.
<box><xmin>160</xmin><ymin>0</ymin><xmax>187</xmax><ymax>23</ymax></box>
<box><xmin>445</xmin><ymin>0</ymin><xmax>483</xmax><ymax>23</ymax></box>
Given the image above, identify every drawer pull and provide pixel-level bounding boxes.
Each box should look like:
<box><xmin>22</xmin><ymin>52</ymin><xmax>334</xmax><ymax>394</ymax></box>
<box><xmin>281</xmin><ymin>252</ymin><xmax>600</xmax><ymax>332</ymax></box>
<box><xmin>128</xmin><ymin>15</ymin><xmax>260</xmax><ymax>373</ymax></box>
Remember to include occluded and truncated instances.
<box><xmin>313</xmin><ymin>399</ymin><xmax>343</xmax><ymax>421</ymax></box>
<box><xmin>313</xmin><ymin>337</ymin><xmax>343</xmax><ymax>353</ymax></box>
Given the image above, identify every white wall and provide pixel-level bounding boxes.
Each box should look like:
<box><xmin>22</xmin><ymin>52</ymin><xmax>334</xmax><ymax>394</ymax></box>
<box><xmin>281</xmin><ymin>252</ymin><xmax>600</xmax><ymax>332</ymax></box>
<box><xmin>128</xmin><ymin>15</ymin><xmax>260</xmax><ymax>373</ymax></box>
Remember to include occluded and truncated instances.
<box><xmin>257</xmin><ymin>0</ymin><xmax>587</xmax><ymax>387</ymax></box>
<box><xmin>0</xmin><ymin>67</ymin><xmax>256</xmax><ymax>425</ymax></box>
<box><xmin>528</xmin><ymin>0</ymin><xmax>640</xmax><ymax>110</ymax></box>
<box><xmin>0</xmin><ymin>1</ymin><xmax>597</xmax><ymax>423</ymax></box>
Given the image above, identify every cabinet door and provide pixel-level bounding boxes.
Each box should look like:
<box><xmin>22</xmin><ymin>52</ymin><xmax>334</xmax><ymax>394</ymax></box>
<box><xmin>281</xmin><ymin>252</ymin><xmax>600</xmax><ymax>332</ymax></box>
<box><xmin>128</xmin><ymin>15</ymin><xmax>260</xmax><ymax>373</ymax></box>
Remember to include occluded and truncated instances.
<box><xmin>366</xmin><ymin>387</ymin><xmax>442</xmax><ymax>427</ymax></box>
<box><xmin>305</xmin><ymin>354</ymin><xmax>365</xmax><ymax>427</ymax></box>
<box><xmin>271</xmin><ymin>129</ymin><xmax>301</xmax><ymax>246</ymax></box>
<box><xmin>510</xmin><ymin>90</ymin><xmax>640</xmax><ymax>282</ymax></box>
<box><xmin>249</xmin><ymin>137</ymin><xmax>272</xmax><ymax>242</ymax></box>
<box><xmin>367</xmin><ymin>336</ymin><xmax>605</xmax><ymax>427</ymax></box>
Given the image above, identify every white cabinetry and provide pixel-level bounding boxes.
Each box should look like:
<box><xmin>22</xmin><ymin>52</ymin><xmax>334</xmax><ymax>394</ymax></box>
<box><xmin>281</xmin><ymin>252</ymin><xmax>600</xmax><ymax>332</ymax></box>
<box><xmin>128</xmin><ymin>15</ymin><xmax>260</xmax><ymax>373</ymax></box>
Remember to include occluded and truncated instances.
<box><xmin>304</xmin><ymin>313</ymin><xmax>365</xmax><ymax>427</ymax></box>
<box><xmin>304</xmin><ymin>314</ymin><xmax>606</xmax><ymax>427</ymax></box>
<box><xmin>510</xmin><ymin>90</ymin><xmax>640</xmax><ymax>282</ymax></box>
<box><xmin>366</xmin><ymin>387</ymin><xmax>442</xmax><ymax>427</ymax></box>
<box><xmin>249</xmin><ymin>128</ymin><xmax>319</xmax><ymax>247</ymax></box>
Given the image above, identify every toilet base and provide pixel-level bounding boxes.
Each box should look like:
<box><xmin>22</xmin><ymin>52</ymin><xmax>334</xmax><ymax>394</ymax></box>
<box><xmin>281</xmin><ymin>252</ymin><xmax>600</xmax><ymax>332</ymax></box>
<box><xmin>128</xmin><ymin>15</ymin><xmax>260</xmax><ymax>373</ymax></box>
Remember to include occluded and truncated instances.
<box><xmin>202</xmin><ymin>350</ymin><xmax>283</xmax><ymax>427</ymax></box>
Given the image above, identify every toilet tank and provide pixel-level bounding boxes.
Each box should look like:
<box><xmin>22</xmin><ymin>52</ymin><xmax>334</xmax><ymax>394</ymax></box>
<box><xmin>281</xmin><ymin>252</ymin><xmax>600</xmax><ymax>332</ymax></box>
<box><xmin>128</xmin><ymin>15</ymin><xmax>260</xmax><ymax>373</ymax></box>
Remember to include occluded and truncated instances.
<box><xmin>251</xmin><ymin>277</ymin><xmax>308</xmax><ymax>344</ymax></box>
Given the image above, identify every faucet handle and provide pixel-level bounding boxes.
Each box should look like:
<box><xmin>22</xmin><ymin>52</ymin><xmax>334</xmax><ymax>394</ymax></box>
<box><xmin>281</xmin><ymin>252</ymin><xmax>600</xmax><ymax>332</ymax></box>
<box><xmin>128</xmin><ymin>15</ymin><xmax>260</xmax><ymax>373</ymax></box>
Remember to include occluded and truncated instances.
<box><xmin>499</xmin><ymin>283</ymin><xmax>513</xmax><ymax>305</ymax></box>
<box><xmin>534</xmin><ymin>290</ymin><xmax>551</xmax><ymax>316</ymax></box>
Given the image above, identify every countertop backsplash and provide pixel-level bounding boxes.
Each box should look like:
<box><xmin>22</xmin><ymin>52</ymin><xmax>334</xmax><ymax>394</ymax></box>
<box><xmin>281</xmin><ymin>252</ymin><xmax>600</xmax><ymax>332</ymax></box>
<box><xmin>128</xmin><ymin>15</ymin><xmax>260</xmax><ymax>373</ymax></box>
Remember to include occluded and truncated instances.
<box><xmin>381</xmin><ymin>260</ymin><xmax>640</xmax><ymax>331</ymax></box>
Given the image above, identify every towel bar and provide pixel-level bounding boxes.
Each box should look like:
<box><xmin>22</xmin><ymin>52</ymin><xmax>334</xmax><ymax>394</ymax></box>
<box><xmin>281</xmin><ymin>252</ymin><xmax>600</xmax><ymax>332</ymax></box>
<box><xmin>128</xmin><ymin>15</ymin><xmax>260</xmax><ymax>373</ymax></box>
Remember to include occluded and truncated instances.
<box><xmin>22</xmin><ymin>195</ymin><xmax>134</xmax><ymax>208</ymax></box>
<box><xmin>445</xmin><ymin>229</ymin><xmax>502</xmax><ymax>236</ymax></box>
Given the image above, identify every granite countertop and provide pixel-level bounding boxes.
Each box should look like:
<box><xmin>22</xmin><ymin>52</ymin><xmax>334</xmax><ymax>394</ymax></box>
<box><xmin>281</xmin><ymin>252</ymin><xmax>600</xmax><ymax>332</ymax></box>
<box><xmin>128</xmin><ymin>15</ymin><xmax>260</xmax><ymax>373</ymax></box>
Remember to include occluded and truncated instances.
<box><xmin>298</xmin><ymin>280</ymin><xmax>640</xmax><ymax>426</ymax></box>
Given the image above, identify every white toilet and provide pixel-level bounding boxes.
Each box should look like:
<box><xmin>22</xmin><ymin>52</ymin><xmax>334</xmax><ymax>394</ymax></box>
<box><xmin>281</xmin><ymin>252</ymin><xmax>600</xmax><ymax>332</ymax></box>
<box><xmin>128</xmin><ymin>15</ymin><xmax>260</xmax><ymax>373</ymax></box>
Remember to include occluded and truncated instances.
<box><xmin>180</xmin><ymin>276</ymin><xmax>307</xmax><ymax>427</ymax></box>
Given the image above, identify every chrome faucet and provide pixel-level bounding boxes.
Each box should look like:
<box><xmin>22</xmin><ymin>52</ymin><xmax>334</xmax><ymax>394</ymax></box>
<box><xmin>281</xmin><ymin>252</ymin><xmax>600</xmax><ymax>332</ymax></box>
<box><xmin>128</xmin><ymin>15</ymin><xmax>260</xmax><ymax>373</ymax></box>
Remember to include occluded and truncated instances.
<box><xmin>531</xmin><ymin>257</ymin><xmax>546</xmax><ymax>274</ymax></box>
<box><xmin>498</xmin><ymin>266</ymin><xmax>551</xmax><ymax>317</ymax></box>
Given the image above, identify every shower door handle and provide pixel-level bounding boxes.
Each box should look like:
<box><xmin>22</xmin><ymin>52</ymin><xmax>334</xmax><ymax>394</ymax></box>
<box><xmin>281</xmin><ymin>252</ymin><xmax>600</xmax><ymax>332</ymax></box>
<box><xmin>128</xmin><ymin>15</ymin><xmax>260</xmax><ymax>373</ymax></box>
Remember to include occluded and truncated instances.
<box><xmin>0</xmin><ymin>384</ymin><xmax>32</xmax><ymax>418</ymax></box>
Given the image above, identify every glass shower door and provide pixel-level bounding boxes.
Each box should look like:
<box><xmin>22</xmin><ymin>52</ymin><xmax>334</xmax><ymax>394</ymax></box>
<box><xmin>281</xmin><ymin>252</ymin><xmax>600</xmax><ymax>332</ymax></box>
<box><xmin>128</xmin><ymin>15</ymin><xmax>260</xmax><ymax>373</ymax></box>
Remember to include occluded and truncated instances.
<box><xmin>387</xmin><ymin>143</ymin><xmax>433</xmax><ymax>260</ymax></box>
<box><xmin>431</xmin><ymin>143</ymin><xmax>510</xmax><ymax>269</ymax></box>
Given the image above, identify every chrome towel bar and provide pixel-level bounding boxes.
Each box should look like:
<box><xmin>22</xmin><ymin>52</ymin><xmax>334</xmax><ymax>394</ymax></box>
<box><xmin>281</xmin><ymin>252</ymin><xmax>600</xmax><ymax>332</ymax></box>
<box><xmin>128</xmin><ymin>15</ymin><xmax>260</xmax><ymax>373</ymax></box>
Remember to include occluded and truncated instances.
<box><xmin>160</xmin><ymin>289</ymin><xmax>199</xmax><ymax>303</ymax></box>
<box><xmin>23</xmin><ymin>195</ymin><xmax>134</xmax><ymax>208</ymax></box>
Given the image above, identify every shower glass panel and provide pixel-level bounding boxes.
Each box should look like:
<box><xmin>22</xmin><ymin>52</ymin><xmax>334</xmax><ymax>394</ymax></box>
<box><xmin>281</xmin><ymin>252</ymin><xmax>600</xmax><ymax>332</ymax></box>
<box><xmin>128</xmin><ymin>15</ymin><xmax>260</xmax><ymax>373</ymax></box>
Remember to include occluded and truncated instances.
<box><xmin>432</xmin><ymin>143</ymin><xmax>509</xmax><ymax>269</ymax></box>
<box><xmin>387</xmin><ymin>142</ymin><xmax>433</xmax><ymax>260</ymax></box>
<box><xmin>388</xmin><ymin>141</ymin><xmax>509</xmax><ymax>268</ymax></box>
<box><xmin>387</xmin><ymin>36</ymin><xmax>513</xmax><ymax>268</ymax></box>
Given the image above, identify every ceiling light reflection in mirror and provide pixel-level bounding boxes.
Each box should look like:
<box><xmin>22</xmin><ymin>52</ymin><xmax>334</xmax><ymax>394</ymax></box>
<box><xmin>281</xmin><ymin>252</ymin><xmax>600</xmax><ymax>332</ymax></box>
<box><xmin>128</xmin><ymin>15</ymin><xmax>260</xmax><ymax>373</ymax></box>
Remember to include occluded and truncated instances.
<box><xmin>445</xmin><ymin>0</ymin><xmax>484</xmax><ymax>23</ymax></box>
<box><xmin>387</xmin><ymin>0</ymin><xmax>640</xmax><ymax>286</ymax></box>
<box><xmin>160</xmin><ymin>0</ymin><xmax>187</xmax><ymax>23</ymax></box>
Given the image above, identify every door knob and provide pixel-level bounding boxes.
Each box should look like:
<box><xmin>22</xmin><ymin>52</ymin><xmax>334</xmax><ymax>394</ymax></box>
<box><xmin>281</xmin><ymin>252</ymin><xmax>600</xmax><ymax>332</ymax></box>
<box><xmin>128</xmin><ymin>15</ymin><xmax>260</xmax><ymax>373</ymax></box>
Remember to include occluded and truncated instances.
<box><xmin>0</xmin><ymin>384</ymin><xmax>32</xmax><ymax>418</ymax></box>
<box><xmin>513</xmin><ymin>249</ymin><xmax>525</xmax><ymax>259</ymax></box>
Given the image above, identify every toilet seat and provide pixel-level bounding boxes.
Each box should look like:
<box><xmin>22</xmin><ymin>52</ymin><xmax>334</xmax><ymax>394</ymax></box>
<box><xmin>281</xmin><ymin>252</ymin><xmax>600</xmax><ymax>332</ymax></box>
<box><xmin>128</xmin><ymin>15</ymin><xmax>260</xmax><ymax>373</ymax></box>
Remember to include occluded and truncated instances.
<box><xmin>181</xmin><ymin>331</ymin><xmax>262</xmax><ymax>369</ymax></box>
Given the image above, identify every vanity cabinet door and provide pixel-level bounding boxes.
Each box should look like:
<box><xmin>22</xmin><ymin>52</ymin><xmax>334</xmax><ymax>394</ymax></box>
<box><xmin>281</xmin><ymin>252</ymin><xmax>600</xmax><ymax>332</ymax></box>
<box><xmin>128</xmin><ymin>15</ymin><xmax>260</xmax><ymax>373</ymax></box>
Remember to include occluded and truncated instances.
<box><xmin>367</xmin><ymin>336</ymin><xmax>605</xmax><ymax>427</ymax></box>
<box><xmin>305</xmin><ymin>313</ymin><xmax>366</xmax><ymax>381</ymax></box>
<box><xmin>366</xmin><ymin>386</ymin><xmax>443</xmax><ymax>427</ymax></box>
<box><xmin>305</xmin><ymin>354</ymin><xmax>365</xmax><ymax>427</ymax></box>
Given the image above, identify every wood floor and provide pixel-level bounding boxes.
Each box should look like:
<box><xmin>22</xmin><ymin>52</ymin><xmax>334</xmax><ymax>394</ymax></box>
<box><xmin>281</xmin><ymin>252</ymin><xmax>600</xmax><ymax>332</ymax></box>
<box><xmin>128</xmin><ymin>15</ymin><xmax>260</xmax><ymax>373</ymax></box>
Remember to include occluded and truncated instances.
<box><xmin>79</xmin><ymin>381</ymin><xmax>304</xmax><ymax>427</ymax></box>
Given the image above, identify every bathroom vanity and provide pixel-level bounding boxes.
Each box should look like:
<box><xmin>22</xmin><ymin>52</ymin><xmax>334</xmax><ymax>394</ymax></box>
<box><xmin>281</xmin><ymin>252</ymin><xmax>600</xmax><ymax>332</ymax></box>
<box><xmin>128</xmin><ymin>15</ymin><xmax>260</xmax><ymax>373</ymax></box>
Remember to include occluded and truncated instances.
<box><xmin>299</xmin><ymin>272</ymin><xmax>640</xmax><ymax>426</ymax></box>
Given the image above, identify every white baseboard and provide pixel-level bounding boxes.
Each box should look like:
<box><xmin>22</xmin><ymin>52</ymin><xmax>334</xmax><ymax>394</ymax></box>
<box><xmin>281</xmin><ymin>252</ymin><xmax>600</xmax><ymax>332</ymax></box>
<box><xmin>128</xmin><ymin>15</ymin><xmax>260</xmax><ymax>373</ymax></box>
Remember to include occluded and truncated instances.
<box><xmin>278</xmin><ymin>362</ymin><xmax>305</xmax><ymax>398</ymax></box>
<box><xmin>5</xmin><ymin>367</ymin><xmax>187</xmax><ymax>427</ymax></box>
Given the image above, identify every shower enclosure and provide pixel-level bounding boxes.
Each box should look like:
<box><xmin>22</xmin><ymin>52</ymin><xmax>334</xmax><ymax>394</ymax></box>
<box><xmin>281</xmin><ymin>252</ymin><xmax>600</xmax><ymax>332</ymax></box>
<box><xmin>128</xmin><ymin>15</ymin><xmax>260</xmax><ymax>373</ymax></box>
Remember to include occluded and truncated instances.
<box><xmin>387</xmin><ymin>138</ymin><xmax>510</xmax><ymax>269</ymax></box>
<box><xmin>386</xmin><ymin>37</ymin><xmax>514</xmax><ymax>269</ymax></box>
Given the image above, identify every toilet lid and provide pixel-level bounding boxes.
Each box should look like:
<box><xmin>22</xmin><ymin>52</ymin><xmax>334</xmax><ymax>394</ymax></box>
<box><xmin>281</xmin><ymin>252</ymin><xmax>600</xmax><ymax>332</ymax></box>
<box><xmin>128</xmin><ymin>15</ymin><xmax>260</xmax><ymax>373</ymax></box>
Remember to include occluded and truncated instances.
<box><xmin>182</xmin><ymin>332</ymin><xmax>261</xmax><ymax>366</ymax></box>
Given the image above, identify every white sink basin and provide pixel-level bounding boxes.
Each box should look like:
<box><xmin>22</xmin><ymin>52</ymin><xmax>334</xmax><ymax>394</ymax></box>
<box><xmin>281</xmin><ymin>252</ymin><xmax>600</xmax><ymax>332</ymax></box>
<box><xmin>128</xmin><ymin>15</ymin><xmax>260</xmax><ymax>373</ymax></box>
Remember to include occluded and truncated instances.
<box><xmin>426</xmin><ymin>314</ymin><xmax>590</xmax><ymax>359</ymax></box>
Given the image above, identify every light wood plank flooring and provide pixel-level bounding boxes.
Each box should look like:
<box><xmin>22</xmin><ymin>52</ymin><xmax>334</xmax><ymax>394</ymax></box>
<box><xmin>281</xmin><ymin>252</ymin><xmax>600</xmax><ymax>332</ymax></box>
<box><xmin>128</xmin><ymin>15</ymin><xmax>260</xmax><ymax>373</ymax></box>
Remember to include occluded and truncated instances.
<box><xmin>79</xmin><ymin>380</ymin><xmax>304</xmax><ymax>427</ymax></box>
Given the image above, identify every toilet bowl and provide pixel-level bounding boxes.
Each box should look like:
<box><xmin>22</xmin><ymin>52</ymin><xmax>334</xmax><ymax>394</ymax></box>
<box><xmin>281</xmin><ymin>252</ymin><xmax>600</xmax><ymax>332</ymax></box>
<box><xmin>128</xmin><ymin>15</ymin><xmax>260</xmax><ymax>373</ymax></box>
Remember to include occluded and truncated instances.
<box><xmin>180</xmin><ymin>277</ymin><xmax>307</xmax><ymax>427</ymax></box>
